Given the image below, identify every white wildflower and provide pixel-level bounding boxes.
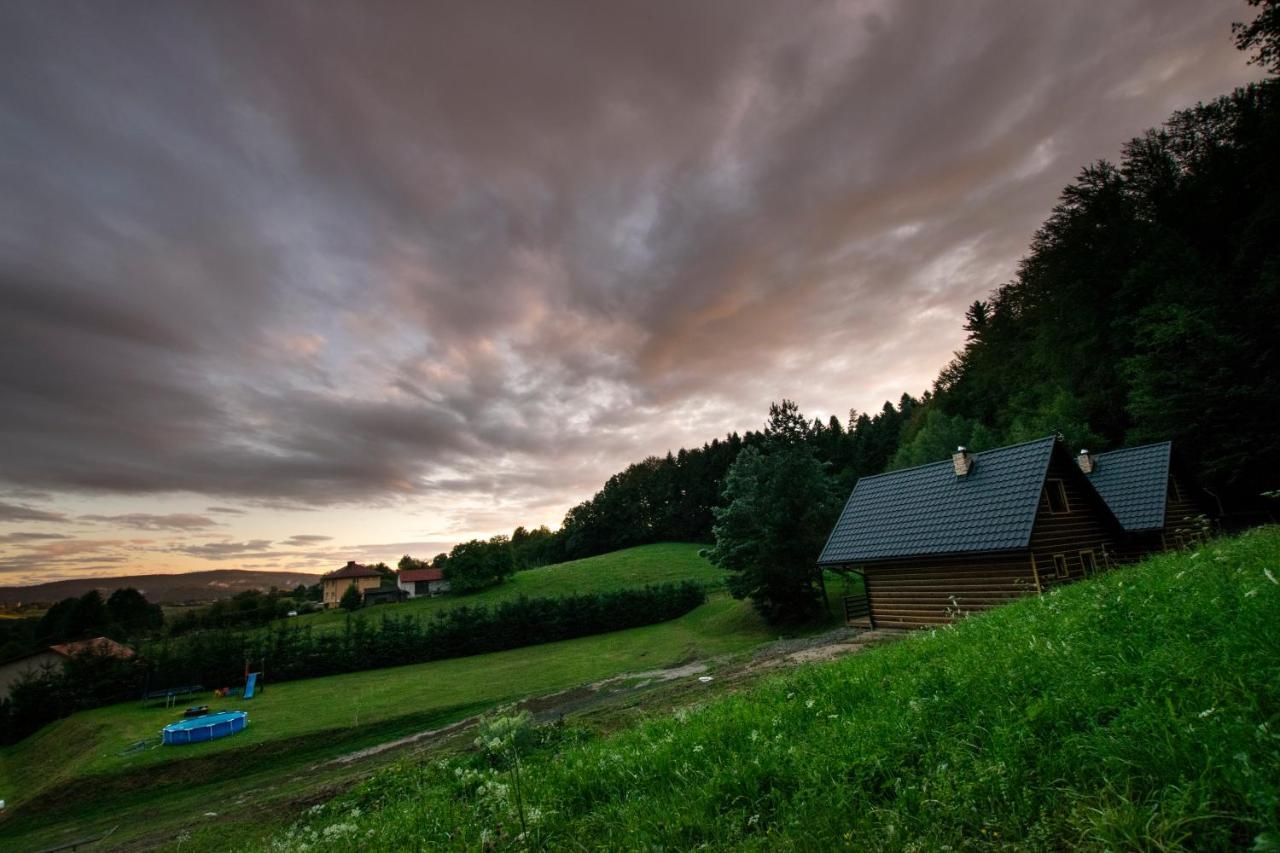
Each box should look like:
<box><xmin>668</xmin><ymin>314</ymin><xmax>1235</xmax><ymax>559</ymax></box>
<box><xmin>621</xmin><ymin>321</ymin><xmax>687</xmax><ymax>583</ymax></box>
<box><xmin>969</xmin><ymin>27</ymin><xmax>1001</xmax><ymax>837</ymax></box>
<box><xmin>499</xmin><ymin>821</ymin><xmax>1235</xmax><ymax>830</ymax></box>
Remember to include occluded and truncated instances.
<box><xmin>1264</xmin><ymin>569</ymin><xmax>1278</xmax><ymax>586</ymax></box>
<box><xmin>805</xmin><ymin>699</ymin><xmax>815</xmax><ymax>709</ymax></box>
<box><xmin>693</xmin><ymin>744</ymin><xmax>704</xmax><ymax>753</ymax></box>
<box><xmin>322</xmin><ymin>823</ymin><xmax>358</xmax><ymax>839</ymax></box>
<box><xmin>1199</xmin><ymin>707</ymin><xmax>1217</xmax><ymax>719</ymax></box>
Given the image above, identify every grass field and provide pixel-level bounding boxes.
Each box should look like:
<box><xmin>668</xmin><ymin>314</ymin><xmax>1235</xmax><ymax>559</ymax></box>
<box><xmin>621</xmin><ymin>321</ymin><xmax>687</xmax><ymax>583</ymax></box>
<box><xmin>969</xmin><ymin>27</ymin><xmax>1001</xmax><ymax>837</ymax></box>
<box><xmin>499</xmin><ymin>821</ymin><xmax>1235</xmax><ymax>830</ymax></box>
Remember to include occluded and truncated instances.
<box><xmin>271</xmin><ymin>527</ymin><xmax>1280</xmax><ymax>851</ymax></box>
<box><xmin>0</xmin><ymin>589</ymin><xmax>773</xmax><ymax>851</ymax></box>
<box><xmin>277</xmin><ymin>542</ymin><xmax>725</xmax><ymax>634</ymax></box>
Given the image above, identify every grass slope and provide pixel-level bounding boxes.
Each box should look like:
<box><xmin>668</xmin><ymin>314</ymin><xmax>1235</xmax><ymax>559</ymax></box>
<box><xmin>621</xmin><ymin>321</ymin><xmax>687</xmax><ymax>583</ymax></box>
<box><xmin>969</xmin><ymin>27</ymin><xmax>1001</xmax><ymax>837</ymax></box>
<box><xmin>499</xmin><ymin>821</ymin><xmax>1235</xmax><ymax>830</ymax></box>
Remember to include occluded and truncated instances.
<box><xmin>285</xmin><ymin>542</ymin><xmax>722</xmax><ymax>634</ymax></box>
<box><xmin>0</xmin><ymin>592</ymin><xmax>771</xmax><ymax>851</ymax></box>
<box><xmin>274</xmin><ymin>527</ymin><xmax>1280</xmax><ymax>851</ymax></box>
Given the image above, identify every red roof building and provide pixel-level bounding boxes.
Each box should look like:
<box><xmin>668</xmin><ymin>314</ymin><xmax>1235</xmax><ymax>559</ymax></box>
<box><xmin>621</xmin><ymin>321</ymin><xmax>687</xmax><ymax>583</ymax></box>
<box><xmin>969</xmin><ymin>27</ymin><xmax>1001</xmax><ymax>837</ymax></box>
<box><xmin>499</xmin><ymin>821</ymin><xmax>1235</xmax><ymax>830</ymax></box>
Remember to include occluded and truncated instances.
<box><xmin>397</xmin><ymin>566</ymin><xmax>451</xmax><ymax>598</ymax></box>
<box><xmin>397</xmin><ymin>567</ymin><xmax>445</xmax><ymax>583</ymax></box>
<box><xmin>0</xmin><ymin>636</ymin><xmax>135</xmax><ymax>699</ymax></box>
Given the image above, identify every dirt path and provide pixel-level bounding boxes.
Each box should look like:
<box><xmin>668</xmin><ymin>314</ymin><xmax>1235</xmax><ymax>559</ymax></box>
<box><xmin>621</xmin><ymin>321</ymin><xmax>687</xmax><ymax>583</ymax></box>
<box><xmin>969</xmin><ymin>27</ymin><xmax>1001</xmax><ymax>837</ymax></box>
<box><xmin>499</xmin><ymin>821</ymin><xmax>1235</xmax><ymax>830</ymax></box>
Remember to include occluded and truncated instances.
<box><xmin>318</xmin><ymin>626</ymin><xmax>908</xmax><ymax>768</ymax></box>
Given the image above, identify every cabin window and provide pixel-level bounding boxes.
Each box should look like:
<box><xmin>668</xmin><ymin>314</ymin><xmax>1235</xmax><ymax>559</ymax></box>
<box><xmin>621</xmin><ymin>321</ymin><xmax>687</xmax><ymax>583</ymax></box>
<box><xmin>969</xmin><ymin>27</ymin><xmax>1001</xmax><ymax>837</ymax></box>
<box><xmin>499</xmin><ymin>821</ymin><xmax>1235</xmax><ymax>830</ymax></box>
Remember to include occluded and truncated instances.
<box><xmin>1080</xmin><ymin>550</ymin><xmax>1097</xmax><ymax>576</ymax></box>
<box><xmin>1052</xmin><ymin>554</ymin><xmax>1068</xmax><ymax>578</ymax></box>
<box><xmin>1043</xmin><ymin>479</ymin><xmax>1069</xmax><ymax>514</ymax></box>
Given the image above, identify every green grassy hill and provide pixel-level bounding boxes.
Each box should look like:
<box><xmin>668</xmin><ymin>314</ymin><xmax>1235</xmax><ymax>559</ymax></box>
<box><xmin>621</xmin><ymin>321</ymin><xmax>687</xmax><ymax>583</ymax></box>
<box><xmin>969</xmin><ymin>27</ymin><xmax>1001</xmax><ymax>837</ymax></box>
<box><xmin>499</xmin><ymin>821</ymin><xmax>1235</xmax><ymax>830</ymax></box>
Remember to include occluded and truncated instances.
<box><xmin>273</xmin><ymin>527</ymin><xmax>1280</xmax><ymax>851</ymax></box>
<box><xmin>286</xmin><ymin>542</ymin><xmax>724</xmax><ymax>634</ymax></box>
<box><xmin>0</xmin><ymin>544</ymin><xmax>775</xmax><ymax>851</ymax></box>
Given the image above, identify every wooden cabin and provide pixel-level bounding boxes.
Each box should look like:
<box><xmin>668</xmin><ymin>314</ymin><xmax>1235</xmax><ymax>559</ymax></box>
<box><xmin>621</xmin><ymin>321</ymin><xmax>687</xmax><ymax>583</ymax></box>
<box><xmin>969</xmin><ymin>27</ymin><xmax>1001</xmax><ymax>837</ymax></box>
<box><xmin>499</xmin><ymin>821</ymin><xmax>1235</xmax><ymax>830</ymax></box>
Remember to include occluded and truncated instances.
<box><xmin>818</xmin><ymin>436</ymin><xmax>1124</xmax><ymax>629</ymax></box>
<box><xmin>1079</xmin><ymin>441</ymin><xmax>1212</xmax><ymax>558</ymax></box>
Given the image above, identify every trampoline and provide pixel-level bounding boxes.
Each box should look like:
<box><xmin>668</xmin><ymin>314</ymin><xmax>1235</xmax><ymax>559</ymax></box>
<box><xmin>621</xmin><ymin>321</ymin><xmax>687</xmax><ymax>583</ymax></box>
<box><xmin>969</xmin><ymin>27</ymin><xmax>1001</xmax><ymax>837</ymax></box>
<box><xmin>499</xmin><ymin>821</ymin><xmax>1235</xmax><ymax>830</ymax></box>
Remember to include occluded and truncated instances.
<box><xmin>162</xmin><ymin>710</ymin><xmax>248</xmax><ymax>745</ymax></box>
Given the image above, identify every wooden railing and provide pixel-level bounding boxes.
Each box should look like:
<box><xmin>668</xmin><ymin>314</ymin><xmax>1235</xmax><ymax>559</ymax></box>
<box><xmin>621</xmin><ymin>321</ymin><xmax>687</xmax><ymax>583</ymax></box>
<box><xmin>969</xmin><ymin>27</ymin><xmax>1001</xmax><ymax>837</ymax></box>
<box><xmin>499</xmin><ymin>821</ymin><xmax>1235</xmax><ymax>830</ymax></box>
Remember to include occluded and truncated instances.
<box><xmin>843</xmin><ymin>594</ymin><xmax>874</xmax><ymax>628</ymax></box>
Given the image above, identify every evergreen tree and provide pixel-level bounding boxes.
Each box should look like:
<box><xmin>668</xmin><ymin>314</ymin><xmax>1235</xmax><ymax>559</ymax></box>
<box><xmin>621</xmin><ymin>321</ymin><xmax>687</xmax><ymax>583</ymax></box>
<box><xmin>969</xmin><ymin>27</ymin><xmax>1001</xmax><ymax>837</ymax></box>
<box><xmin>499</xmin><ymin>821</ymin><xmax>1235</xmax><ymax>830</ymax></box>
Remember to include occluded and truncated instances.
<box><xmin>709</xmin><ymin>403</ymin><xmax>843</xmax><ymax>624</ymax></box>
<box><xmin>339</xmin><ymin>583</ymin><xmax>363</xmax><ymax>612</ymax></box>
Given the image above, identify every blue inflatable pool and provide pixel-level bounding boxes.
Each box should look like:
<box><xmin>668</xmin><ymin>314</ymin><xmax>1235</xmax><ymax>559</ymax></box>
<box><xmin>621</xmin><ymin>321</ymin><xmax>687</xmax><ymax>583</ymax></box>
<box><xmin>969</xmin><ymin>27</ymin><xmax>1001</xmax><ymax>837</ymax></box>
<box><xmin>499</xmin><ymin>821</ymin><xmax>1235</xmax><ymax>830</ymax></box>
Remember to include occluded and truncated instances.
<box><xmin>162</xmin><ymin>710</ymin><xmax>247</xmax><ymax>745</ymax></box>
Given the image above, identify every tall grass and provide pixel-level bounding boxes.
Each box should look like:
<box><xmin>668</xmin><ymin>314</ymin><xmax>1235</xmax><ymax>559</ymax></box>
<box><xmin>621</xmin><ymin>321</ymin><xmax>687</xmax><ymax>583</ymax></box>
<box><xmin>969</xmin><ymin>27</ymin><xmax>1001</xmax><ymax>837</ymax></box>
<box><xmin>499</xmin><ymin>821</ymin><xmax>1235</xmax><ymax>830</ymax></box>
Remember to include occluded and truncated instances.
<box><xmin>269</xmin><ymin>527</ymin><xmax>1280</xmax><ymax>851</ymax></box>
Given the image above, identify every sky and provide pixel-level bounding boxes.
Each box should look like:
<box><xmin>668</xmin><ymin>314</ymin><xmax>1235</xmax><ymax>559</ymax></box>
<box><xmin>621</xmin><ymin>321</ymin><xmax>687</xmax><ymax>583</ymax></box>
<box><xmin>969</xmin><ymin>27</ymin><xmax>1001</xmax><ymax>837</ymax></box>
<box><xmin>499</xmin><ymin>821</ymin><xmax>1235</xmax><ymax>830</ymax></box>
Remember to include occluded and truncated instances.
<box><xmin>0</xmin><ymin>1</ymin><xmax>1263</xmax><ymax>586</ymax></box>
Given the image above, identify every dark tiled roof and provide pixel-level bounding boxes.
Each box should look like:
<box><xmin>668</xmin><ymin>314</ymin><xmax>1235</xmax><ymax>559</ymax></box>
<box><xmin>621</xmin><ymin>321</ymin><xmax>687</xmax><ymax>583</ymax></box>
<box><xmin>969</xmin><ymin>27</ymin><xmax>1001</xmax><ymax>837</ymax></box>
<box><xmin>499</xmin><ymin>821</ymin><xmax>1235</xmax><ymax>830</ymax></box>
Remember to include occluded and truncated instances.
<box><xmin>1085</xmin><ymin>441</ymin><xmax>1171</xmax><ymax>532</ymax></box>
<box><xmin>818</xmin><ymin>436</ymin><xmax>1057</xmax><ymax>564</ymax></box>
<box><xmin>398</xmin><ymin>568</ymin><xmax>445</xmax><ymax>582</ymax></box>
<box><xmin>323</xmin><ymin>561</ymin><xmax>382</xmax><ymax>580</ymax></box>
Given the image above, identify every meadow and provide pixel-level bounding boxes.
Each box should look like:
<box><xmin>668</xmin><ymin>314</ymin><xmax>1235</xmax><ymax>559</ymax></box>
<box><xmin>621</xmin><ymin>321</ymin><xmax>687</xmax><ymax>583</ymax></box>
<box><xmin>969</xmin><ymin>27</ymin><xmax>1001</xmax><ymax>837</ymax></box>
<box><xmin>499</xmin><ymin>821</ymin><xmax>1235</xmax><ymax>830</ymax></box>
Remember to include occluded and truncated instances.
<box><xmin>282</xmin><ymin>542</ymin><xmax>726</xmax><ymax>634</ymax></box>
<box><xmin>0</xmin><ymin>561</ymin><xmax>773</xmax><ymax>850</ymax></box>
<box><xmin>272</xmin><ymin>527</ymin><xmax>1280</xmax><ymax>851</ymax></box>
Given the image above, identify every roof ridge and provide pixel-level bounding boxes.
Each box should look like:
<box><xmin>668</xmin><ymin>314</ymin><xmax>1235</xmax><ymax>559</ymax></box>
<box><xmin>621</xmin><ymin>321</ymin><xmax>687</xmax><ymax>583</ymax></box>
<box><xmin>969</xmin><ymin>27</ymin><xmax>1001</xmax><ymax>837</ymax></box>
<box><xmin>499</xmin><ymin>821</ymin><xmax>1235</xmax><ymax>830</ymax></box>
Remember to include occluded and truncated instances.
<box><xmin>853</xmin><ymin>435</ymin><xmax>1056</xmax><ymax>483</ymax></box>
<box><xmin>1093</xmin><ymin>440</ymin><xmax>1171</xmax><ymax>460</ymax></box>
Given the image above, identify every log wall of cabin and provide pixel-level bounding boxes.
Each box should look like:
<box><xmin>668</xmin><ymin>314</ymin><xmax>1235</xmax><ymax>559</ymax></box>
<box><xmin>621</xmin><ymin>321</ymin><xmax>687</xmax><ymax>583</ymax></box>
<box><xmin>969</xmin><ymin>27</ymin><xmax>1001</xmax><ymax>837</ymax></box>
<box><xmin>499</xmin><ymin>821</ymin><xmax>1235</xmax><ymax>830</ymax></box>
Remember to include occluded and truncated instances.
<box><xmin>1161</xmin><ymin>470</ymin><xmax>1207</xmax><ymax>548</ymax></box>
<box><xmin>858</xmin><ymin>551</ymin><xmax>1038</xmax><ymax>629</ymax></box>
<box><xmin>1028</xmin><ymin>452</ymin><xmax>1117</xmax><ymax>586</ymax></box>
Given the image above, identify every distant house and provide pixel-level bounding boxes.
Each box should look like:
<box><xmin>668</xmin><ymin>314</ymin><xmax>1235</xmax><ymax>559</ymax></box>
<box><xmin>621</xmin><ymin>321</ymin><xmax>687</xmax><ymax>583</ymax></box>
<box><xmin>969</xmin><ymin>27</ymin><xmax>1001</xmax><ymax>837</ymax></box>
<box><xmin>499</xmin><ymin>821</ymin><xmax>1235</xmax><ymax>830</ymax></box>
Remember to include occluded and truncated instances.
<box><xmin>1078</xmin><ymin>442</ymin><xmax>1212</xmax><ymax>557</ymax></box>
<box><xmin>321</xmin><ymin>561</ymin><xmax>383</xmax><ymax>608</ymax></box>
<box><xmin>397</xmin><ymin>567</ymin><xmax>450</xmax><ymax>598</ymax></box>
<box><xmin>819</xmin><ymin>436</ymin><xmax>1124</xmax><ymax>629</ymax></box>
<box><xmin>0</xmin><ymin>636</ymin><xmax>135</xmax><ymax>700</ymax></box>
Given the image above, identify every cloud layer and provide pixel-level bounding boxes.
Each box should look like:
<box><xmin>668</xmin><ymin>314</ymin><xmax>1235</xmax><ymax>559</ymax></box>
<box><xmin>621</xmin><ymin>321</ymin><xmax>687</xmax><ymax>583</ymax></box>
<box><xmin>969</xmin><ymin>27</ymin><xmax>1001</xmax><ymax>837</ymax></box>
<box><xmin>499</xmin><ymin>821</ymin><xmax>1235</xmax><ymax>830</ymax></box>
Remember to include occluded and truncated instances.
<box><xmin>0</xmin><ymin>1</ymin><xmax>1261</xmax><ymax>582</ymax></box>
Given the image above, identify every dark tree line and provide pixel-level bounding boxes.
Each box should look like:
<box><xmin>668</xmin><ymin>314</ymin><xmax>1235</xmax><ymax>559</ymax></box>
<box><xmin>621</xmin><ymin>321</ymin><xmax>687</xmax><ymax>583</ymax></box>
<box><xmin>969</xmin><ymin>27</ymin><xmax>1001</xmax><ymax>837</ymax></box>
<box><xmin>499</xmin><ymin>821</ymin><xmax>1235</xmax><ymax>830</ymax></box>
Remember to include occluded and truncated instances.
<box><xmin>33</xmin><ymin>588</ymin><xmax>163</xmax><ymax>646</ymax></box>
<box><xmin>909</xmin><ymin>76</ymin><xmax>1280</xmax><ymax>505</ymax></box>
<box><xmin>166</xmin><ymin>586</ymin><xmax>320</xmax><ymax>636</ymax></box>
<box><xmin>550</xmin><ymin>398</ymin><xmax>918</xmax><ymax>562</ymax></box>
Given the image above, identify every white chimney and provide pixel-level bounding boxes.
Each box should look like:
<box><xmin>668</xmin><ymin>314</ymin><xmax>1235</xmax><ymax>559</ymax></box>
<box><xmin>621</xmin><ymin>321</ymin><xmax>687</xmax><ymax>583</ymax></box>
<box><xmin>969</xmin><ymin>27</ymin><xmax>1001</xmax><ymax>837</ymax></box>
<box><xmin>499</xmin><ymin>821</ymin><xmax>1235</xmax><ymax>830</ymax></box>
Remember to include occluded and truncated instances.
<box><xmin>952</xmin><ymin>446</ymin><xmax>973</xmax><ymax>476</ymax></box>
<box><xmin>1077</xmin><ymin>449</ymin><xmax>1094</xmax><ymax>474</ymax></box>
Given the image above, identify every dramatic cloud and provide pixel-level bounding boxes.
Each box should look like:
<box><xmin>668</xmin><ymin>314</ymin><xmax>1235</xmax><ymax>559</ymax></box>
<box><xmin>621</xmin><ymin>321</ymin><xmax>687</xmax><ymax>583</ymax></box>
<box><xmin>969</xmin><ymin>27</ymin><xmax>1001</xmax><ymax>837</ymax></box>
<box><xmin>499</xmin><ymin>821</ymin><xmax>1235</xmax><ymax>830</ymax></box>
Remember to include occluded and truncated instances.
<box><xmin>0</xmin><ymin>501</ymin><xmax>66</xmax><ymax>523</ymax></box>
<box><xmin>0</xmin><ymin>538</ymin><xmax>137</xmax><ymax>576</ymax></box>
<box><xmin>171</xmin><ymin>540</ymin><xmax>276</xmax><ymax>560</ymax></box>
<box><xmin>0</xmin><ymin>531</ymin><xmax>70</xmax><ymax>544</ymax></box>
<box><xmin>0</xmin><ymin>1</ymin><xmax>1260</xmax><ymax>582</ymax></box>
<box><xmin>285</xmin><ymin>534</ymin><xmax>333</xmax><ymax>545</ymax></box>
<box><xmin>79</xmin><ymin>513</ymin><xmax>221</xmax><ymax>531</ymax></box>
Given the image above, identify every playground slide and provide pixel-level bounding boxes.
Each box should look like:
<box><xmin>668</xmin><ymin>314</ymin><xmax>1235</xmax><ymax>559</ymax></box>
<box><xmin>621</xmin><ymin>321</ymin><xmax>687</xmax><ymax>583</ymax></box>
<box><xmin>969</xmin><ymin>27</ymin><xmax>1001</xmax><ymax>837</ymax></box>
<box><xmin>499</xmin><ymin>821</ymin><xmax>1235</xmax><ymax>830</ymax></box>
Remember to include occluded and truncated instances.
<box><xmin>244</xmin><ymin>672</ymin><xmax>258</xmax><ymax>699</ymax></box>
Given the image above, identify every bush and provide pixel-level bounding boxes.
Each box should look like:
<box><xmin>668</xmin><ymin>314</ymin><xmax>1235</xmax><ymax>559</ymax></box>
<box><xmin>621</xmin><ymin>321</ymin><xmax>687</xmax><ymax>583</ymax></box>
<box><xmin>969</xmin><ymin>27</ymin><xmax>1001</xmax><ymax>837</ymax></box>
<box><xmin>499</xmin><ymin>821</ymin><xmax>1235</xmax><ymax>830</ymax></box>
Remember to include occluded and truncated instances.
<box><xmin>339</xmin><ymin>583</ymin><xmax>363</xmax><ymax>612</ymax></box>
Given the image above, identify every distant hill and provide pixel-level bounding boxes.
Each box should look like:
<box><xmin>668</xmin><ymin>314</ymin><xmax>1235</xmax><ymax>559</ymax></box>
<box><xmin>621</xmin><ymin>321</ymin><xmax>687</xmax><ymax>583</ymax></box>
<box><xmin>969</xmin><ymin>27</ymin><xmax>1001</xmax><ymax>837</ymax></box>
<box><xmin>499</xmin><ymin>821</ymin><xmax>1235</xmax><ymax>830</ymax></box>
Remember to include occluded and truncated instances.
<box><xmin>0</xmin><ymin>569</ymin><xmax>322</xmax><ymax>605</ymax></box>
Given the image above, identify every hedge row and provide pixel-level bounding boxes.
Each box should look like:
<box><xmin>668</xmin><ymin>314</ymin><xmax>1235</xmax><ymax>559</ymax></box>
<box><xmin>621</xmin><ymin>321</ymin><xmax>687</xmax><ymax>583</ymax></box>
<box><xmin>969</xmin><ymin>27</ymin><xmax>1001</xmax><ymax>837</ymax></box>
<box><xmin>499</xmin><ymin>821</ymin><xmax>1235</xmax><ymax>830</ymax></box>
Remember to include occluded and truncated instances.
<box><xmin>146</xmin><ymin>581</ymin><xmax>707</xmax><ymax>688</ymax></box>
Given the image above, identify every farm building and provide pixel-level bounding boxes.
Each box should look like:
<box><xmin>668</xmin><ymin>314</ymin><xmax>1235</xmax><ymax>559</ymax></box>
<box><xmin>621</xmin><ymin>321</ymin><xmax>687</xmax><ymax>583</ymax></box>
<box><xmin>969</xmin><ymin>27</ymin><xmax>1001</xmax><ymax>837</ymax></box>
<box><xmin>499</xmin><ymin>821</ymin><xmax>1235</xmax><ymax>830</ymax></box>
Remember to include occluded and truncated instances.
<box><xmin>321</xmin><ymin>561</ymin><xmax>383</xmax><ymax>608</ymax></box>
<box><xmin>397</xmin><ymin>567</ymin><xmax>451</xmax><ymax>598</ymax></box>
<box><xmin>0</xmin><ymin>636</ymin><xmax>135</xmax><ymax>700</ymax></box>
<box><xmin>1078</xmin><ymin>442</ymin><xmax>1212</xmax><ymax>557</ymax></box>
<box><xmin>362</xmin><ymin>587</ymin><xmax>406</xmax><ymax>606</ymax></box>
<box><xmin>819</xmin><ymin>436</ymin><xmax>1124</xmax><ymax>629</ymax></box>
